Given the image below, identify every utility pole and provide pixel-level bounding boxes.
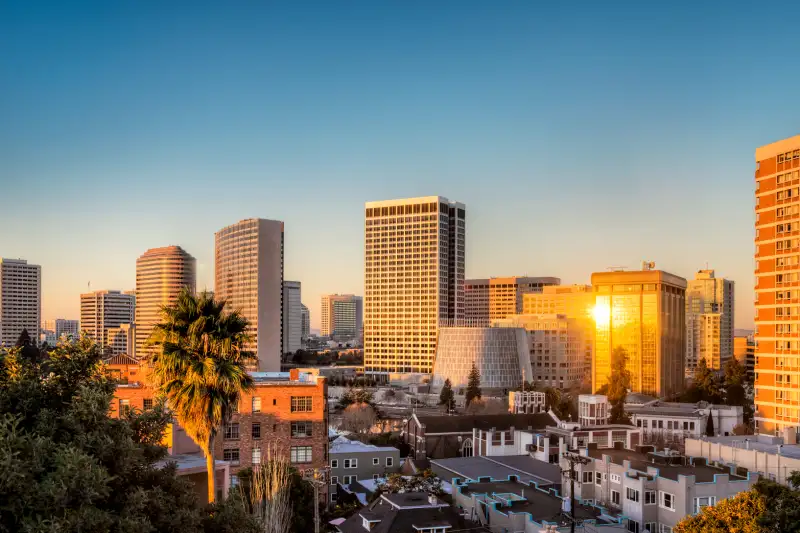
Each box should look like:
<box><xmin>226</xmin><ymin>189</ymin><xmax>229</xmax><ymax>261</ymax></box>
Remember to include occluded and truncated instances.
<box><xmin>562</xmin><ymin>451</ymin><xmax>591</xmax><ymax>533</ymax></box>
<box><xmin>302</xmin><ymin>467</ymin><xmax>330</xmax><ymax>533</ymax></box>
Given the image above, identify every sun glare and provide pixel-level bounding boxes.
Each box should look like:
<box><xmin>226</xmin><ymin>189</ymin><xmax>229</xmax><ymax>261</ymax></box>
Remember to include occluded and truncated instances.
<box><xmin>592</xmin><ymin>303</ymin><xmax>610</xmax><ymax>325</ymax></box>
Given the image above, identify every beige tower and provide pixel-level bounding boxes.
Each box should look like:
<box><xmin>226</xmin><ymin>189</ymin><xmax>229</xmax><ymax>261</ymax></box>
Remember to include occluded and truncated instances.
<box><xmin>80</xmin><ymin>289</ymin><xmax>135</xmax><ymax>354</ymax></box>
<box><xmin>0</xmin><ymin>258</ymin><xmax>41</xmax><ymax>347</ymax></box>
<box><xmin>215</xmin><ymin>218</ymin><xmax>284</xmax><ymax>372</ymax></box>
<box><xmin>364</xmin><ymin>196</ymin><xmax>465</xmax><ymax>377</ymax></box>
<box><xmin>134</xmin><ymin>246</ymin><xmax>196</xmax><ymax>357</ymax></box>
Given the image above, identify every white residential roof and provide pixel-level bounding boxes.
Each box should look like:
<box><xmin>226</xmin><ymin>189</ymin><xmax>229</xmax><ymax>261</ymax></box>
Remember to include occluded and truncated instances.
<box><xmin>699</xmin><ymin>435</ymin><xmax>800</xmax><ymax>460</ymax></box>
<box><xmin>329</xmin><ymin>436</ymin><xmax>398</xmax><ymax>454</ymax></box>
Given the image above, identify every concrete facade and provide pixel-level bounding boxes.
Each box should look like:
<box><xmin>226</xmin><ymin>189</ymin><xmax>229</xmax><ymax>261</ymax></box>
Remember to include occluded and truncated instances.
<box><xmin>282</xmin><ymin>280</ymin><xmax>302</xmax><ymax>354</ymax></box>
<box><xmin>465</xmin><ymin>276</ymin><xmax>560</xmax><ymax>326</ymax></box>
<box><xmin>685</xmin><ymin>269</ymin><xmax>734</xmax><ymax>375</ymax></box>
<box><xmin>80</xmin><ymin>290</ymin><xmax>135</xmax><ymax>354</ymax></box>
<box><xmin>0</xmin><ymin>258</ymin><xmax>41</xmax><ymax>347</ymax></box>
<box><xmin>215</xmin><ymin>219</ymin><xmax>284</xmax><ymax>372</ymax></box>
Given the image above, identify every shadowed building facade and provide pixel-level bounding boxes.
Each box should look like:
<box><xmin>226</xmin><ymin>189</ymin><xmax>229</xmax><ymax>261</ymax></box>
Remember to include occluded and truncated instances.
<box><xmin>591</xmin><ymin>268</ymin><xmax>686</xmax><ymax>398</ymax></box>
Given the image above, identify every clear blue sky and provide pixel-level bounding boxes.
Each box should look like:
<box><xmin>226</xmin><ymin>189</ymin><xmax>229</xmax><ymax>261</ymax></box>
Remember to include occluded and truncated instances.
<box><xmin>1</xmin><ymin>1</ymin><xmax>798</xmax><ymax>329</ymax></box>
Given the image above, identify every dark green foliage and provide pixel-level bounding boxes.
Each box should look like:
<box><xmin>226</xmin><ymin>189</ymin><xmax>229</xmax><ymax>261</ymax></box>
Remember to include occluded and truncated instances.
<box><xmin>337</xmin><ymin>388</ymin><xmax>375</xmax><ymax>409</ymax></box>
<box><xmin>705</xmin><ymin>412</ymin><xmax>715</xmax><ymax>436</ymax></box>
<box><xmin>0</xmin><ymin>337</ymin><xmax>259</xmax><ymax>533</ymax></box>
<box><xmin>367</xmin><ymin>433</ymin><xmax>410</xmax><ymax>457</ymax></box>
<box><xmin>755</xmin><ymin>476</ymin><xmax>800</xmax><ymax>533</ymax></box>
<box><xmin>15</xmin><ymin>328</ymin><xmax>31</xmax><ymax>347</ymax></box>
<box><xmin>607</xmin><ymin>347</ymin><xmax>631</xmax><ymax>424</ymax></box>
<box><xmin>439</xmin><ymin>378</ymin><xmax>455</xmax><ymax>411</ymax></box>
<box><xmin>465</xmin><ymin>364</ymin><xmax>481</xmax><ymax>406</ymax></box>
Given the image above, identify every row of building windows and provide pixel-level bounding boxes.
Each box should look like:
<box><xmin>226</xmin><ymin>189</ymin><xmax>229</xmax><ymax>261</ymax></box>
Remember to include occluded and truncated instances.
<box><xmin>222</xmin><ymin>446</ymin><xmax>313</xmax><ymax>465</ymax></box>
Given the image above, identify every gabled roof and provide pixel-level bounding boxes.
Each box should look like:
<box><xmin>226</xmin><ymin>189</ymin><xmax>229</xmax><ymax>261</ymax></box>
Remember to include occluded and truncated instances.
<box><xmin>414</xmin><ymin>413</ymin><xmax>556</xmax><ymax>434</ymax></box>
<box><xmin>336</xmin><ymin>492</ymin><xmax>470</xmax><ymax>533</ymax></box>
<box><xmin>104</xmin><ymin>353</ymin><xmax>139</xmax><ymax>366</ymax></box>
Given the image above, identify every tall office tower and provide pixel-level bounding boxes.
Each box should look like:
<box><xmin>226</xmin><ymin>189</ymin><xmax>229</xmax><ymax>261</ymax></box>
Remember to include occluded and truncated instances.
<box><xmin>465</xmin><ymin>277</ymin><xmax>561</xmax><ymax>325</ymax></box>
<box><xmin>282</xmin><ymin>281</ymin><xmax>302</xmax><ymax>354</ymax></box>
<box><xmin>523</xmin><ymin>284</ymin><xmax>596</xmax><ymax>378</ymax></box>
<box><xmin>685</xmin><ymin>269</ymin><xmax>734</xmax><ymax>375</ymax></box>
<box><xmin>54</xmin><ymin>318</ymin><xmax>80</xmax><ymax>340</ymax></box>
<box><xmin>320</xmin><ymin>294</ymin><xmax>363</xmax><ymax>340</ymax></box>
<box><xmin>0</xmin><ymin>259</ymin><xmax>41</xmax><ymax>347</ymax></box>
<box><xmin>734</xmin><ymin>333</ymin><xmax>755</xmax><ymax>380</ymax></box>
<box><xmin>215</xmin><ymin>219</ymin><xmax>284</xmax><ymax>372</ymax></box>
<box><xmin>300</xmin><ymin>304</ymin><xmax>310</xmax><ymax>341</ymax></box>
<box><xmin>80</xmin><ymin>290</ymin><xmax>136</xmax><ymax>354</ymax></box>
<box><xmin>591</xmin><ymin>266</ymin><xmax>686</xmax><ymax>397</ymax></box>
<box><xmin>364</xmin><ymin>196</ymin><xmax>465</xmax><ymax>376</ymax></box>
<box><xmin>755</xmin><ymin>135</ymin><xmax>800</xmax><ymax>434</ymax></box>
<box><xmin>135</xmin><ymin>246</ymin><xmax>196</xmax><ymax>357</ymax></box>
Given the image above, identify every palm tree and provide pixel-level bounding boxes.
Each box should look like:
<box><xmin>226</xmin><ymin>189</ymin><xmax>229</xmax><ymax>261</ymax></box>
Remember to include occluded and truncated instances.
<box><xmin>147</xmin><ymin>287</ymin><xmax>255</xmax><ymax>503</ymax></box>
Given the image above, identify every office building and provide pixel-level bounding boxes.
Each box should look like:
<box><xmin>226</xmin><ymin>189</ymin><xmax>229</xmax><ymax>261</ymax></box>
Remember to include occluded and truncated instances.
<box><xmin>134</xmin><ymin>246</ymin><xmax>196</xmax><ymax>357</ymax></box>
<box><xmin>41</xmin><ymin>318</ymin><xmax>80</xmax><ymax>345</ymax></box>
<box><xmin>465</xmin><ymin>276</ymin><xmax>560</xmax><ymax>326</ymax></box>
<box><xmin>591</xmin><ymin>266</ymin><xmax>687</xmax><ymax>397</ymax></box>
<box><xmin>215</xmin><ymin>219</ymin><xmax>284</xmax><ymax>372</ymax></box>
<box><xmin>734</xmin><ymin>333</ymin><xmax>755</xmax><ymax>378</ymax></box>
<box><xmin>755</xmin><ymin>135</ymin><xmax>800</xmax><ymax>434</ymax></box>
<box><xmin>364</xmin><ymin>196</ymin><xmax>465</xmax><ymax>376</ymax></box>
<box><xmin>685</xmin><ymin>269</ymin><xmax>734</xmax><ymax>375</ymax></box>
<box><xmin>282</xmin><ymin>281</ymin><xmax>302</xmax><ymax>354</ymax></box>
<box><xmin>495</xmin><ymin>313</ymin><xmax>589</xmax><ymax>389</ymax></box>
<box><xmin>320</xmin><ymin>294</ymin><xmax>363</xmax><ymax>340</ymax></box>
<box><xmin>300</xmin><ymin>303</ymin><xmax>310</xmax><ymax>341</ymax></box>
<box><xmin>0</xmin><ymin>258</ymin><xmax>41</xmax><ymax>347</ymax></box>
<box><xmin>430</xmin><ymin>326</ymin><xmax>531</xmax><ymax>394</ymax></box>
<box><xmin>107</xmin><ymin>323</ymin><xmax>135</xmax><ymax>356</ymax></box>
<box><xmin>80</xmin><ymin>290</ymin><xmax>135</xmax><ymax>354</ymax></box>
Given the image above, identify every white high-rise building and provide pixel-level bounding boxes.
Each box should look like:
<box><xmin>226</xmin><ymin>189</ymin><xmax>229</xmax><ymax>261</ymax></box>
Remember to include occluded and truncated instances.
<box><xmin>685</xmin><ymin>269</ymin><xmax>734</xmax><ymax>374</ymax></box>
<box><xmin>0</xmin><ymin>258</ymin><xmax>41</xmax><ymax>347</ymax></box>
<box><xmin>41</xmin><ymin>318</ymin><xmax>80</xmax><ymax>345</ymax></box>
<box><xmin>364</xmin><ymin>196</ymin><xmax>465</xmax><ymax>376</ymax></box>
<box><xmin>215</xmin><ymin>218</ymin><xmax>284</xmax><ymax>371</ymax></box>
<box><xmin>300</xmin><ymin>303</ymin><xmax>310</xmax><ymax>341</ymax></box>
<box><xmin>321</xmin><ymin>294</ymin><xmax>363</xmax><ymax>340</ymax></box>
<box><xmin>135</xmin><ymin>246</ymin><xmax>196</xmax><ymax>357</ymax></box>
<box><xmin>282</xmin><ymin>280</ymin><xmax>302</xmax><ymax>354</ymax></box>
<box><xmin>80</xmin><ymin>290</ymin><xmax>136</xmax><ymax>354</ymax></box>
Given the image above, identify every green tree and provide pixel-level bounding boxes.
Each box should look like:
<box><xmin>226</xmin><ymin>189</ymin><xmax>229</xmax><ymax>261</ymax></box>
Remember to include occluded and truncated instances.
<box><xmin>705</xmin><ymin>412</ymin><xmax>715</xmax><ymax>436</ymax></box>
<box><xmin>692</xmin><ymin>358</ymin><xmax>723</xmax><ymax>404</ymax></box>
<box><xmin>607</xmin><ymin>347</ymin><xmax>631</xmax><ymax>424</ymax></box>
<box><xmin>147</xmin><ymin>288</ymin><xmax>255</xmax><ymax>503</ymax></box>
<box><xmin>439</xmin><ymin>378</ymin><xmax>455</xmax><ymax>412</ymax></box>
<box><xmin>337</xmin><ymin>388</ymin><xmax>375</xmax><ymax>409</ymax></box>
<box><xmin>0</xmin><ymin>336</ymin><xmax>258</xmax><ymax>533</ymax></box>
<box><xmin>465</xmin><ymin>363</ymin><xmax>482</xmax><ymax>406</ymax></box>
<box><xmin>724</xmin><ymin>356</ymin><xmax>748</xmax><ymax>387</ymax></box>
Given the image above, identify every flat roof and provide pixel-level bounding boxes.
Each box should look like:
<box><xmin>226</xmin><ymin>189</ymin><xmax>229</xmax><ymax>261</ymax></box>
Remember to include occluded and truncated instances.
<box><xmin>586</xmin><ymin>448</ymin><xmax>746</xmax><ymax>482</ymax></box>
<box><xmin>330</xmin><ymin>437</ymin><xmax>398</xmax><ymax>454</ymax></box>
<box><xmin>459</xmin><ymin>479</ymin><xmax>612</xmax><ymax>525</ymax></box>
<box><xmin>431</xmin><ymin>455</ymin><xmax>561</xmax><ymax>487</ymax></box>
<box><xmin>696</xmin><ymin>435</ymin><xmax>800</xmax><ymax>460</ymax></box>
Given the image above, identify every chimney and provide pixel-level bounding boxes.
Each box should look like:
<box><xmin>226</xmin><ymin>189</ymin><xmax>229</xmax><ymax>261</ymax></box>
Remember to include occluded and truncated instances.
<box><xmin>745</xmin><ymin>439</ymin><xmax>750</xmax><ymax>450</ymax></box>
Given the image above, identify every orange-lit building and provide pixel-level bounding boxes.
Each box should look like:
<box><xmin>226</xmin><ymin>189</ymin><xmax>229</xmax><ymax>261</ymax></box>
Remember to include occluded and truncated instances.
<box><xmin>591</xmin><ymin>267</ymin><xmax>686</xmax><ymax>398</ymax></box>
<box><xmin>108</xmin><ymin>359</ymin><xmax>328</xmax><ymax>489</ymax></box>
<box><xmin>754</xmin><ymin>135</ymin><xmax>800</xmax><ymax>435</ymax></box>
<box><xmin>465</xmin><ymin>276</ymin><xmax>560</xmax><ymax>326</ymax></box>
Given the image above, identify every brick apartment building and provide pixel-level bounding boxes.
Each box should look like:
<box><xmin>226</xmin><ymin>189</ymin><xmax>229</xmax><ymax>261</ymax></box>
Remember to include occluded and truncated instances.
<box><xmin>109</xmin><ymin>359</ymin><xmax>328</xmax><ymax>488</ymax></box>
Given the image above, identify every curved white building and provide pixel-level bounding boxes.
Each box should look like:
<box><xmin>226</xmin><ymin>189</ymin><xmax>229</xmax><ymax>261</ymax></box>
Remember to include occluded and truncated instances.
<box><xmin>134</xmin><ymin>246</ymin><xmax>196</xmax><ymax>356</ymax></box>
<box><xmin>431</xmin><ymin>326</ymin><xmax>532</xmax><ymax>393</ymax></box>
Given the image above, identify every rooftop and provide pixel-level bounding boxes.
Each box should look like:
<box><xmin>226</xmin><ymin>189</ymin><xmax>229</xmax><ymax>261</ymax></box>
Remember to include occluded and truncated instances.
<box><xmin>457</xmin><ymin>478</ymin><xmax>614</xmax><ymax>526</ymax></box>
<box><xmin>586</xmin><ymin>446</ymin><xmax>748</xmax><ymax>482</ymax></box>
<box><xmin>415</xmin><ymin>412</ymin><xmax>555</xmax><ymax>434</ymax></box>
<box><xmin>336</xmin><ymin>492</ymin><xmax>469</xmax><ymax>533</ymax></box>
<box><xmin>330</xmin><ymin>436</ymin><xmax>398</xmax><ymax>454</ymax></box>
<box><xmin>431</xmin><ymin>455</ymin><xmax>561</xmax><ymax>487</ymax></box>
<box><xmin>695</xmin><ymin>435</ymin><xmax>800</xmax><ymax>460</ymax></box>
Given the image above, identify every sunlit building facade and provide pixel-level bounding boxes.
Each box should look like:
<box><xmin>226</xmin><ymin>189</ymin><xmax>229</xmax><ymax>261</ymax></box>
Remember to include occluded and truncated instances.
<box><xmin>364</xmin><ymin>196</ymin><xmax>465</xmax><ymax>376</ymax></box>
<box><xmin>754</xmin><ymin>135</ymin><xmax>800</xmax><ymax>434</ymax></box>
<box><xmin>734</xmin><ymin>333</ymin><xmax>755</xmax><ymax>379</ymax></box>
<box><xmin>591</xmin><ymin>268</ymin><xmax>686</xmax><ymax>398</ymax></box>
<box><xmin>465</xmin><ymin>276</ymin><xmax>560</xmax><ymax>326</ymax></box>
<box><xmin>494</xmin><ymin>313</ymin><xmax>587</xmax><ymax>389</ymax></box>
<box><xmin>215</xmin><ymin>219</ymin><xmax>284</xmax><ymax>372</ymax></box>
<box><xmin>685</xmin><ymin>269</ymin><xmax>734</xmax><ymax>375</ymax></box>
<box><xmin>320</xmin><ymin>294</ymin><xmax>363</xmax><ymax>340</ymax></box>
<box><xmin>134</xmin><ymin>246</ymin><xmax>196</xmax><ymax>357</ymax></box>
<box><xmin>80</xmin><ymin>290</ymin><xmax>135</xmax><ymax>355</ymax></box>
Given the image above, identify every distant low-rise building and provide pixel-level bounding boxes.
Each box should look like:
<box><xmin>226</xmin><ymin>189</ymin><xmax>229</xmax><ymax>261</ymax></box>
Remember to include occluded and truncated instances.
<box><xmin>508</xmin><ymin>390</ymin><xmax>546</xmax><ymax>414</ymax></box>
<box><xmin>334</xmin><ymin>493</ymin><xmax>473</xmax><ymax>533</ymax></box>
<box><xmin>627</xmin><ymin>401</ymin><xmax>743</xmax><ymax>441</ymax></box>
<box><xmin>329</xmin><ymin>436</ymin><xmax>400</xmax><ymax>503</ymax></box>
<box><xmin>733</xmin><ymin>333</ymin><xmax>755</xmax><ymax>379</ymax></box>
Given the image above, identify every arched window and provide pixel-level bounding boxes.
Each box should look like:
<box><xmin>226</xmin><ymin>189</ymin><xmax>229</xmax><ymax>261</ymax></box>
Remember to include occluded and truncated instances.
<box><xmin>461</xmin><ymin>438</ymin><xmax>473</xmax><ymax>457</ymax></box>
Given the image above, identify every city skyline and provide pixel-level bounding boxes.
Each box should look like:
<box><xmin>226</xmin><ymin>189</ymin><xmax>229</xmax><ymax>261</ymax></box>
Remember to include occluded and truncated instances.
<box><xmin>5</xmin><ymin>2</ymin><xmax>797</xmax><ymax>331</ymax></box>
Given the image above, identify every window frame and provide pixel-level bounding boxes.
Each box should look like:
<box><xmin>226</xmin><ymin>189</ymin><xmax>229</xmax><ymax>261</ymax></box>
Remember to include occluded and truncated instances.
<box><xmin>291</xmin><ymin>396</ymin><xmax>313</xmax><ymax>412</ymax></box>
<box><xmin>386</xmin><ymin>457</ymin><xmax>394</xmax><ymax>467</ymax></box>
<box><xmin>659</xmin><ymin>490</ymin><xmax>675</xmax><ymax>510</ymax></box>
<box><xmin>252</xmin><ymin>396</ymin><xmax>262</xmax><ymax>413</ymax></box>
<box><xmin>290</xmin><ymin>446</ymin><xmax>313</xmax><ymax>464</ymax></box>
<box><xmin>330</xmin><ymin>459</ymin><xmax>339</xmax><ymax>468</ymax></box>
<box><xmin>644</xmin><ymin>490</ymin><xmax>657</xmax><ymax>505</ymax></box>
<box><xmin>626</xmin><ymin>487</ymin><xmax>640</xmax><ymax>502</ymax></box>
<box><xmin>223</xmin><ymin>422</ymin><xmax>240</xmax><ymax>440</ymax></box>
<box><xmin>291</xmin><ymin>421</ymin><xmax>313</xmax><ymax>438</ymax></box>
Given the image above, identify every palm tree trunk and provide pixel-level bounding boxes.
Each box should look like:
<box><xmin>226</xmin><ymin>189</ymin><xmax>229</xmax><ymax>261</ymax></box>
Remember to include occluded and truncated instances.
<box><xmin>207</xmin><ymin>435</ymin><xmax>217</xmax><ymax>503</ymax></box>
